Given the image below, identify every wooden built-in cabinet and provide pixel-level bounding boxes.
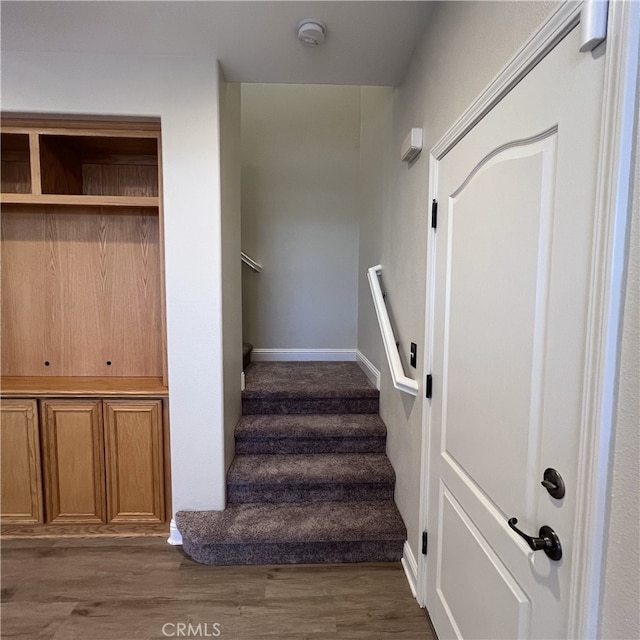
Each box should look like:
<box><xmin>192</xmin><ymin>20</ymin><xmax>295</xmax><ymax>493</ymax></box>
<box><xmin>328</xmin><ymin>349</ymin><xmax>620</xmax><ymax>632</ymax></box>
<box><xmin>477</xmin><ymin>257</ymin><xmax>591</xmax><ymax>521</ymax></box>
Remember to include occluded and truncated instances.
<box><xmin>1</xmin><ymin>117</ymin><xmax>170</xmax><ymax>536</ymax></box>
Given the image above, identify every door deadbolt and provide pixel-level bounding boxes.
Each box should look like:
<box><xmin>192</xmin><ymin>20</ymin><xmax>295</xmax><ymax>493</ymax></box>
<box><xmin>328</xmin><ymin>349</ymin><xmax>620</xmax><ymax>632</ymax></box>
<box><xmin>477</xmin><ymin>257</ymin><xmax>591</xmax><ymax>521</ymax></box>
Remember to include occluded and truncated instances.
<box><xmin>541</xmin><ymin>467</ymin><xmax>565</xmax><ymax>499</ymax></box>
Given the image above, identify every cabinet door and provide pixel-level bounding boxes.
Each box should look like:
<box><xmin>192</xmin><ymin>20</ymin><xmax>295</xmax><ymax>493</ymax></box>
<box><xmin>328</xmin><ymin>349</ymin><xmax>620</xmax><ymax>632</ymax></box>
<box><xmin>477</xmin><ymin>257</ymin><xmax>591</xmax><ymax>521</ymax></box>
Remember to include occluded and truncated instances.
<box><xmin>104</xmin><ymin>400</ymin><xmax>165</xmax><ymax>523</ymax></box>
<box><xmin>41</xmin><ymin>400</ymin><xmax>106</xmax><ymax>523</ymax></box>
<box><xmin>1</xmin><ymin>400</ymin><xmax>43</xmax><ymax>523</ymax></box>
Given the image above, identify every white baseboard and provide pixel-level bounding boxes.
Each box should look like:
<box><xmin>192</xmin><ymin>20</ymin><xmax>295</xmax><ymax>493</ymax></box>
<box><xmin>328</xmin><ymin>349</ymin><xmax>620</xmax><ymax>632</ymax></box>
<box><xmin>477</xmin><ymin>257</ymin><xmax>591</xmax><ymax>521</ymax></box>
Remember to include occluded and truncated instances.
<box><xmin>356</xmin><ymin>350</ymin><xmax>381</xmax><ymax>390</ymax></box>
<box><xmin>167</xmin><ymin>518</ymin><xmax>183</xmax><ymax>546</ymax></box>
<box><xmin>250</xmin><ymin>349</ymin><xmax>357</xmax><ymax>362</ymax></box>
<box><xmin>401</xmin><ymin>540</ymin><xmax>418</xmax><ymax>600</ymax></box>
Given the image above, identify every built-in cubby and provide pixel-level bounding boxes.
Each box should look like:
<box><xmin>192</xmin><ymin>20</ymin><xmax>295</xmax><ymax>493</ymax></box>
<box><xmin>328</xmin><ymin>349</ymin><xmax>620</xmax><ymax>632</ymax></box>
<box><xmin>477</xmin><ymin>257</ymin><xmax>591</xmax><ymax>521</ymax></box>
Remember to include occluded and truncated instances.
<box><xmin>0</xmin><ymin>121</ymin><xmax>160</xmax><ymax>209</ymax></box>
<box><xmin>1</xmin><ymin>132</ymin><xmax>31</xmax><ymax>193</ymax></box>
<box><xmin>39</xmin><ymin>134</ymin><xmax>159</xmax><ymax>197</ymax></box>
<box><xmin>0</xmin><ymin>117</ymin><xmax>170</xmax><ymax>536</ymax></box>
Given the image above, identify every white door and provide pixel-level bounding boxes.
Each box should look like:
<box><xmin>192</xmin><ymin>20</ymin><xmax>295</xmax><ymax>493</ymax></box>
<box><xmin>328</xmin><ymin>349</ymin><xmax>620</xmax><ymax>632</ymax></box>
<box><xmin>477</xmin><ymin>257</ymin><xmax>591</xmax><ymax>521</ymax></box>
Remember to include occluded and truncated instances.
<box><xmin>425</xmin><ymin>24</ymin><xmax>606</xmax><ymax>640</ymax></box>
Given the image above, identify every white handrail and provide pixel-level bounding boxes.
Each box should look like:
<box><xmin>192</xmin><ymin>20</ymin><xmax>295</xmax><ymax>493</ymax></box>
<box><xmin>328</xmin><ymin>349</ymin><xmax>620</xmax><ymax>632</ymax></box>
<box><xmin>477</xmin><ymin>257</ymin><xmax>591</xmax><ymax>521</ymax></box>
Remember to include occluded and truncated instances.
<box><xmin>241</xmin><ymin>251</ymin><xmax>263</xmax><ymax>273</ymax></box>
<box><xmin>367</xmin><ymin>265</ymin><xmax>419</xmax><ymax>396</ymax></box>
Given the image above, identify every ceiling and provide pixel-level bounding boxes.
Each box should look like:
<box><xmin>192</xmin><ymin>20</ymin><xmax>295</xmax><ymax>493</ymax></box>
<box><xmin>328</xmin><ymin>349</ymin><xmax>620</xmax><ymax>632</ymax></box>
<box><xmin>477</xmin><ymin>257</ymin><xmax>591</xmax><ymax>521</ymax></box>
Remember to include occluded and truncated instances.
<box><xmin>1</xmin><ymin>1</ymin><xmax>433</xmax><ymax>86</ymax></box>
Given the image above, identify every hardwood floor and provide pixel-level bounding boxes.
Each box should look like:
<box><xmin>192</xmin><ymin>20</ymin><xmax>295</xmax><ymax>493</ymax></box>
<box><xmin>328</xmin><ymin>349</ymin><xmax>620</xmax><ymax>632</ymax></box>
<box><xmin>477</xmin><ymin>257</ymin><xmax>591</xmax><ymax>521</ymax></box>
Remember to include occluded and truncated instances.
<box><xmin>1</xmin><ymin>537</ymin><xmax>433</xmax><ymax>639</ymax></box>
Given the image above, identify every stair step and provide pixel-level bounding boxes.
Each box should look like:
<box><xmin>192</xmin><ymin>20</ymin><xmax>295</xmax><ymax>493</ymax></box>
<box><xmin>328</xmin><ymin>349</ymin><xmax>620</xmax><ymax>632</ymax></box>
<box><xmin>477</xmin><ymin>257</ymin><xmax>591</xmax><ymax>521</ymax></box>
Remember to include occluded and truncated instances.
<box><xmin>227</xmin><ymin>453</ymin><xmax>395</xmax><ymax>503</ymax></box>
<box><xmin>242</xmin><ymin>362</ymin><xmax>379</xmax><ymax>415</ymax></box>
<box><xmin>235</xmin><ymin>414</ymin><xmax>387</xmax><ymax>454</ymax></box>
<box><xmin>176</xmin><ymin>501</ymin><xmax>406</xmax><ymax>566</ymax></box>
<box><xmin>242</xmin><ymin>396</ymin><xmax>379</xmax><ymax>415</ymax></box>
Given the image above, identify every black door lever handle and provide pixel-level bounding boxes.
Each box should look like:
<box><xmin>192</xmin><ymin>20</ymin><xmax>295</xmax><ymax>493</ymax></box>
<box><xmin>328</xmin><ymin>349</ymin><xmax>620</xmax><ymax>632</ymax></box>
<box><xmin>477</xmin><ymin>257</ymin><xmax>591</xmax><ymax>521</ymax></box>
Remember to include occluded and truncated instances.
<box><xmin>507</xmin><ymin>518</ymin><xmax>562</xmax><ymax>561</ymax></box>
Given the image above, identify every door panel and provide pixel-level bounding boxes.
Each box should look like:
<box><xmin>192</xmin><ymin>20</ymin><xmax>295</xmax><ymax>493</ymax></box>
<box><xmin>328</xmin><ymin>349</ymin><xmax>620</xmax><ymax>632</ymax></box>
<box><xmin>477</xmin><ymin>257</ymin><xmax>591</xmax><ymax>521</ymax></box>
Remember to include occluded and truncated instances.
<box><xmin>104</xmin><ymin>400</ymin><xmax>165</xmax><ymax>523</ymax></box>
<box><xmin>438</xmin><ymin>485</ymin><xmax>531</xmax><ymax>640</ymax></box>
<box><xmin>426</xmin><ymin>25</ymin><xmax>605</xmax><ymax>639</ymax></box>
<box><xmin>0</xmin><ymin>400</ymin><xmax>43</xmax><ymax>523</ymax></box>
<box><xmin>443</xmin><ymin>136</ymin><xmax>556</xmax><ymax>525</ymax></box>
<box><xmin>41</xmin><ymin>400</ymin><xmax>106</xmax><ymax>523</ymax></box>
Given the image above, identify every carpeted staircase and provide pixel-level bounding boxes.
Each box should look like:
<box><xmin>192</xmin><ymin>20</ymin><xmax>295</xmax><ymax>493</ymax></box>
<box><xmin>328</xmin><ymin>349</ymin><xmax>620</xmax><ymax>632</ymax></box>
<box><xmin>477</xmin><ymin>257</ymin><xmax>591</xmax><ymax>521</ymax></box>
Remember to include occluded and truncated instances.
<box><xmin>176</xmin><ymin>360</ymin><xmax>407</xmax><ymax>565</ymax></box>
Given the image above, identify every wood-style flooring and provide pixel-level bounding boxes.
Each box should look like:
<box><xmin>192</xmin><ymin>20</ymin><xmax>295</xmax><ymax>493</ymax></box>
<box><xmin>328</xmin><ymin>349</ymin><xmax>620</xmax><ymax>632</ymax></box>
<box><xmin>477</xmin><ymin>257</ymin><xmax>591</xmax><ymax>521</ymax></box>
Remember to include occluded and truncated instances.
<box><xmin>1</xmin><ymin>537</ymin><xmax>433</xmax><ymax>639</ymax></box>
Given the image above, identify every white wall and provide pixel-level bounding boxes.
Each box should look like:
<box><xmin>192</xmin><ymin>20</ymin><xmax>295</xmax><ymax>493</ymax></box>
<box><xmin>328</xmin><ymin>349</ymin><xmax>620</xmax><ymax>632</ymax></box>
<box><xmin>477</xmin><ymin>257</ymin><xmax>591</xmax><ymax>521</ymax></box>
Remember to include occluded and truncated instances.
<box><xmin>1</xmin><ymin>51</ymin><xmax>228</xmax><ymax>513</ymax></box>
<box><xmin>219</xmin><ymin>69</ymin><xmax>243</xmax><ymax>475</ymax></box>
<box><xmin>241</xmin><ymin>84</ymin><xmax>361</xmax><ymax>353</ymax></box>
<box><xmin>600</xmin><ymin>110</ymin><xmax>640</xmax><ymax>640</ymax></box>
<box><xmin>357</xmin><ymin>87</ymin><xmax>394</xmax><ymax>375</ymax></box>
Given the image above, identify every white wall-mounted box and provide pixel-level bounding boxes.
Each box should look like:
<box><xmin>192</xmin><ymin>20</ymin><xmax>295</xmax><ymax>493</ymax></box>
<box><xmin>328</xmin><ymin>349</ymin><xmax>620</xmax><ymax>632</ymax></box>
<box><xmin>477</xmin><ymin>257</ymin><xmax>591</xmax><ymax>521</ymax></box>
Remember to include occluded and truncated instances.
<box><xmin>401</xmin><ymin>128</ymin><xmax>423</xmax><ymax>162</ymax></box>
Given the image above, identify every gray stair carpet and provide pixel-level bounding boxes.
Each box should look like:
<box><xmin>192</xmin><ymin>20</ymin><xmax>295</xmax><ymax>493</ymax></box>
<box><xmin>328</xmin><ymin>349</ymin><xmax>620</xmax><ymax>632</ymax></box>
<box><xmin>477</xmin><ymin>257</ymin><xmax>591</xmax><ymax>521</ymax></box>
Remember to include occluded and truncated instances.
<box><xmin>241</xmin><ymin>361</ymin><xmax>379</xmax><ymax>414</ymax></box>
<box><xmin>177</xmin><ymin>361</ymin><xmax>406</xmax><ymax>565</ymax></box>
<box><xmin>227</xmin><ymin>453</ymin><xmax>395</xmax><ymax>503</ymax></box>
<box><xmin>235</xmin><ymin>414</ymin><xmax>387</xmax><ymax>454</ymax></box>
<box><xmin>176</xmin><ymin>501</ymin><xmax>406</xmax><ymax>566</ymax></box>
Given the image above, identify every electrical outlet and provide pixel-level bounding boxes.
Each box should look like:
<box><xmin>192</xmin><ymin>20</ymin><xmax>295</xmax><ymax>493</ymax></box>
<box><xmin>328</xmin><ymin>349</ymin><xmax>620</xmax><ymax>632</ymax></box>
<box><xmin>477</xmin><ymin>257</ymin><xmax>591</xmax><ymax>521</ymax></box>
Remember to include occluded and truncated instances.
<box><xmin>410</xmin><ymin>342</ymin><xmax>417</xmax><ymax>368</ymax></box>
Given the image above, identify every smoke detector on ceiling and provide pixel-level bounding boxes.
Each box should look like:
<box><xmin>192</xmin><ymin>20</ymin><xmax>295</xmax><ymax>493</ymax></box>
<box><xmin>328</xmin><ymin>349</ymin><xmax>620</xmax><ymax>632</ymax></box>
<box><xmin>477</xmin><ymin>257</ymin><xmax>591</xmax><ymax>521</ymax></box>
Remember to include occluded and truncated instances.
<box><xmin>296</xmin><ymin>19</ymin><xmax>327</xmax><ymax>47</ymax></box>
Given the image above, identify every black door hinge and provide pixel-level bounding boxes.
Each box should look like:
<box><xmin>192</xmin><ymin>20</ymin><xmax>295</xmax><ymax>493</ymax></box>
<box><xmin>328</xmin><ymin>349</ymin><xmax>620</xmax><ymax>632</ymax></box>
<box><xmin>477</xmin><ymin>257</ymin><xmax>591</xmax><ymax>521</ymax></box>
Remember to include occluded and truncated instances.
<box><xmin>425</xmin><ymin>374</ymin><xmax>433</xmax><ymax>399</ymax></box>
<box><xmin>422</xmin><ymin>530</ymin><xmax>428</xmax><ymax>555</ymax></box>
<box><xmin>431</xmin><ymin>200</ymin><xmax>438</xmax><ymax>229</ymax></box>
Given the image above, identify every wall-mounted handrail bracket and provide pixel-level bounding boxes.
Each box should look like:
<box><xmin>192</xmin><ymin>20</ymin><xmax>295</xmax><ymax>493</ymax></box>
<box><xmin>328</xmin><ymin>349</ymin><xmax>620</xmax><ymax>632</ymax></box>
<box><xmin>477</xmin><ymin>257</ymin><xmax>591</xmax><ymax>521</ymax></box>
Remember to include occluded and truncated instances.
<box><xmin>367</xmin><ymin>265</ymin><xmax>419</xmax><ymax>396</ymax></box>
<box><xmin>241</xmin><ymin>251</ymin><xmax>263</xmax><ymax>273</ymax></box>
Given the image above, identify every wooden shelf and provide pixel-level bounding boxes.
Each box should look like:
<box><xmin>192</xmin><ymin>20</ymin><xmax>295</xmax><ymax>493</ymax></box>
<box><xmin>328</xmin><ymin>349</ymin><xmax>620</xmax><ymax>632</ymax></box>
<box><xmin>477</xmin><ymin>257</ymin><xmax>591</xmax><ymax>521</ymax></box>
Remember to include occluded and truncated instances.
<box><xmin>0</xmin><ymin>193</ymin><xmax>159</xmax><ymax>210</ymax></box>
<box><xmin>1</xmin><ymin>117</ymin><xmax>160</xmax><ymax>137</ymax></box>
<box><xmin>0</xmin><ymin>377</ymin><xmax>168</xmax><ymax>398</ymax></box>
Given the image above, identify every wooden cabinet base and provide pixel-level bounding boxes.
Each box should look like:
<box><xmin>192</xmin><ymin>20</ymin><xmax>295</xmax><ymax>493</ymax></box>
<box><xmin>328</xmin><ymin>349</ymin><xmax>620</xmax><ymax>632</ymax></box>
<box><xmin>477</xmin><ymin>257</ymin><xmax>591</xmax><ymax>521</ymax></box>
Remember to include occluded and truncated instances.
<box><xmin>2</xmin><ymin>390</ymin><xmax>170</xmax><ymax>535</ymax></box>
<box><xmin>1</xmin><ymin>522</ymin><xmax>169</xmax><ymax>539</ymax></box>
